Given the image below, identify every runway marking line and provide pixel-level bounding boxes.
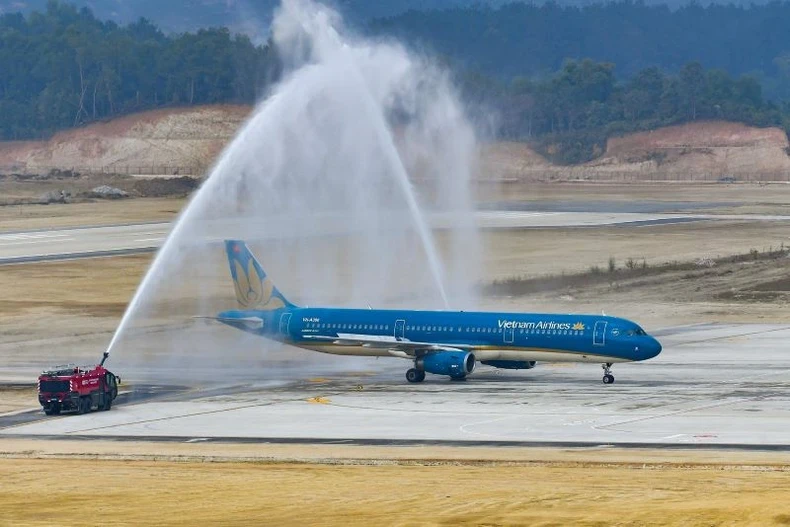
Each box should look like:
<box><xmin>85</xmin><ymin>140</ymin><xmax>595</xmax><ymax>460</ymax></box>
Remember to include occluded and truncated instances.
<box><xmin>0</xmin><ymin>238</ymin><xmax>75</xmax><ymax>247</ymax></box>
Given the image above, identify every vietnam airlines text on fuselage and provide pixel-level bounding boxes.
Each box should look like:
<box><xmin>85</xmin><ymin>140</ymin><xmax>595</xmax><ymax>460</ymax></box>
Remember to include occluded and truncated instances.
<box><xmin>213</xmin><ymin>240</ymin><xmax>662</xmax><ymax>384</ymax></box>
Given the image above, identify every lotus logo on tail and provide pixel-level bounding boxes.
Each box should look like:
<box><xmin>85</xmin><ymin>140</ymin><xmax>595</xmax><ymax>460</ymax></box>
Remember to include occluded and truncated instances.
<box><xmin>229</xmin><ymin>244</ymin><xmax>286</xmax><ymax>310</ymax></box>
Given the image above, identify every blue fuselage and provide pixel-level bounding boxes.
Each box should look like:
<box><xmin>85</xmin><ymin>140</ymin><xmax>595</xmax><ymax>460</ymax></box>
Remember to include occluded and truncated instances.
<box><xmin>217</xmin><ymin>307</ymin><xmax>662</xmax><ymax>365</ymax></box>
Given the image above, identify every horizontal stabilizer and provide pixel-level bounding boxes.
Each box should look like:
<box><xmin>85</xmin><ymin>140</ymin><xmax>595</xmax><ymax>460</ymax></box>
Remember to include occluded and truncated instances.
<box><xmin>193</xmin><ymin>315</ymin><xmax>264</xmax><ymax>331</ymax></box>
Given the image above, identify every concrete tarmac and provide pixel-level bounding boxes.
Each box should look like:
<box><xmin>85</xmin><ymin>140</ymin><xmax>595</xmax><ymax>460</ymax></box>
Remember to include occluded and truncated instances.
<box><xmin>6</xmin><ymin>209</ymin><xmax>790</xmax><ymax>264</ymax></box>
<box><xmin>4</xmin><ymin>323</ymin><xmax>789</xmax><ymax>448</ymax></box>
<box><xmin>0</xmin><ymin>211</ymin><xmax>711</xmax><ymax>264</ymax></box>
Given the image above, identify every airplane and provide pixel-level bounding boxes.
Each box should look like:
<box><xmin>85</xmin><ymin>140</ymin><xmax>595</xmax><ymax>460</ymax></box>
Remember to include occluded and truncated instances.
<box><xmin>211</xmin><ymin>240</ymin><xmax>662</xmax><ymax>384</ymax></box>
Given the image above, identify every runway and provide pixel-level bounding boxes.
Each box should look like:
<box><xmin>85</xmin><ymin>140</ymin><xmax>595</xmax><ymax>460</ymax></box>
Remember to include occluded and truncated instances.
<box><xmin>0</xmin><ymin>211</ymin><xmax>716</xmax><ymax>264</ymax></box>
<box><xmin>3</xmin><ymin>323</ymin><xmax>789</xmax><ymax>449</ymax></box>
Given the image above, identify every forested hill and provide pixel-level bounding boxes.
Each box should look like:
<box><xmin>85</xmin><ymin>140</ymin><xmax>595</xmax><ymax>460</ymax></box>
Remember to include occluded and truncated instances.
<box><xmin>0</xmin><ymin>2</ymin><xmax>278</xmax><ymax>140</ymax></box>
<box><xmin>373</xmin><ymin>2</ymin><xmax>790</xmax><ymax>85</ymax></box>
<box><xmin>2</xmin><ymin>0</ymin><xmax>790</xmax><ymax>166</ymax></box>
<box><xmin>0</xmin><ymin>0</ymin><xmax>515</xmax><ymax>33</ymax></box>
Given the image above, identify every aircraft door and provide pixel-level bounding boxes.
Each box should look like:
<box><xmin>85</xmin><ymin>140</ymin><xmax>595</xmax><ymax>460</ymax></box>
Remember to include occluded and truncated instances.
<box><xmin>503</xmin><ymin>326</ymin><xmax>514</xmax><ymax>344</ymax></box>
<box><xmin>593</xmin><ymin>321</ymin><xmax>607</xmax><ymax>346</ymax></box>
<box><xmin>279</xmin><ymin>313</ymin><xmax>292</xmax><ymax>336</ymax></box>
<box><xmin>395</xmin><ymin>319</ymin><xmax>405</xmax><ymax>340</ymax></box>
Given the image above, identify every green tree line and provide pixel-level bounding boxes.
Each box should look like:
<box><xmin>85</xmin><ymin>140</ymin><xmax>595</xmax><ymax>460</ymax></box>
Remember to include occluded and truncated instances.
<box><xmin>373</xmin><ymin>1</ymin><xmax>790</xmax><ymax>92</ymax></box>
<box><xmin>0</xmin><ymin>1</ymin><xmax>277</xmax><ymax>140</ymax></box>
<box><xmin>461</xmin><ymin>59</ymin><xmax>786</xmax><ymax>164</ymax></box>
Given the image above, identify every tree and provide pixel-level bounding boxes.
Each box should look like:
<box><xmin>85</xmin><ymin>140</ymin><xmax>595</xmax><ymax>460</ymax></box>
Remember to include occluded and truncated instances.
<box><xmin>679</xmin><ymin>61</ymin><xmax>705</xmax><ymax>120</ymax></box>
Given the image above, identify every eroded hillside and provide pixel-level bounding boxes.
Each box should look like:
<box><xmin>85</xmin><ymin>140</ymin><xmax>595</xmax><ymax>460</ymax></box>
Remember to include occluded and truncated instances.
<box><xmin>1</xmin><ymin>106</ymin><xmax>788</xmax><ymax>182</ymax></box>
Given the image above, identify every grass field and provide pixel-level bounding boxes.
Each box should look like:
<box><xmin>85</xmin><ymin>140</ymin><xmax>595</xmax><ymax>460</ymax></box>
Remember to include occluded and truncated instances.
<box><xmin>0</xmin><ymin>197</ymin><xmax>185</xmax><ymax>232</ymax></box>
<box><xmin>2</xmin><ymin>448</ymin><xmax>790</xmax><ymax>526</ymax></box>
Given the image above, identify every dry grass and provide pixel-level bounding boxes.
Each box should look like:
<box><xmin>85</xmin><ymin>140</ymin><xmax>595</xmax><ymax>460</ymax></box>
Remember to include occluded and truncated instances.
<box><xmin>482</xmin><ymin>220</ymin><xmax>790</xmax><ymax>280</ymax></box>
<box><xmin>0</xmin><ymin>197</ymin><xmax>185</xmax><ymax>232</ymax></box>
<box><xmin>475</xmin><ymin>181</ymin><xmax>790</xmax><ymax>211</ymax></box>
<box><xmin>0</xmin><ymin>254</ymin><xmax>153</xmax><ymax>318</ymax></box>
<box><xmin>484</xmin><ymin>245</ymin><xmax>790</xmax><ymax>298</ymax></box>
<box><xmin>0</xmin><ymin>386</ymin><xmax>37</xmax><ymax>414</ymax></box>
<box><xmin>1</xmin><ymin>455</ymin><xmax>789</xmax><ymax>526</ymax></box>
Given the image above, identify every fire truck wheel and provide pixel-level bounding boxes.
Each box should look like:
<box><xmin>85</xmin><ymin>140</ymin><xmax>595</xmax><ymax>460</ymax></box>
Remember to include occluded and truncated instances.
<box><xmin>78</xmin><ymin>397</ymin><xmax>90</xmax><ymax>415</ymax></box>
<box><xmin>103</xmin><ymin>394</ymin><xmax>112</xmax><ymax>411</ymax></box>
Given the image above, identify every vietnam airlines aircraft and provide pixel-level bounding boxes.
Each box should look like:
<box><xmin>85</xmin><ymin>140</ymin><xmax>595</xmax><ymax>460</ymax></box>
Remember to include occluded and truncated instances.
<box><xmin>213</xmin><ymin>240</ymin><xmax>662</xmax><ymax>384</ymax></box>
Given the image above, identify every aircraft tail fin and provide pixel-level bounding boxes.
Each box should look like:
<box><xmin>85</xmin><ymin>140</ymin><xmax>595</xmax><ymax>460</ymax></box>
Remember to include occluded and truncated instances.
<box><xmin>224</xmin><ymin>240</ymin><xmax>294</xmax><ymax>310</ymax></box>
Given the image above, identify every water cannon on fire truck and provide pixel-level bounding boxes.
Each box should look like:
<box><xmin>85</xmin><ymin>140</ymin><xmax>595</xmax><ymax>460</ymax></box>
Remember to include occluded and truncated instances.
<box><xmin>37</xmin><ymin>351</ymin><xmax>121</xmax><ymax>416</ymax></box>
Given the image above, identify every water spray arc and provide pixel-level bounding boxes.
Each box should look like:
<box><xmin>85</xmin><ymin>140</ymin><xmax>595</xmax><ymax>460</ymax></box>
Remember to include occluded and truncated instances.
<box><xmin>106</xmin><ymin>0</ymin><xmax>481</xmax><ymax>372</ymax></box>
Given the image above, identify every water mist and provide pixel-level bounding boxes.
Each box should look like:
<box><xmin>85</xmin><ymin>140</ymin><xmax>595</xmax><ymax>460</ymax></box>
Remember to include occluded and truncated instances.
<box><xmin>108</xmin><ymin>0</ymin><xmax>481</xmax><ymax>382</ymax></box>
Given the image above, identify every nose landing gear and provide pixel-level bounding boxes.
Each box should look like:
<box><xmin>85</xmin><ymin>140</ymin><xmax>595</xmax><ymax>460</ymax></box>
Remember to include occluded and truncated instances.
<box><xmin>602</xmin><ymin>363</ymin><xmax>615</xmax><ymax>384</ymax></box>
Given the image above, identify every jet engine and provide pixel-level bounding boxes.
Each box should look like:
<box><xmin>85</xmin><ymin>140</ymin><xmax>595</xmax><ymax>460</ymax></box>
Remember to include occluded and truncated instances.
<box><xmin>418</xmin><ymin>351</ymin><xmax>476</xmax><ymax>378</ymax></box>
<box><xmin>481</xmin><ymin>360</ymin><xmax>537</xmax><ymax>370</ymax></box>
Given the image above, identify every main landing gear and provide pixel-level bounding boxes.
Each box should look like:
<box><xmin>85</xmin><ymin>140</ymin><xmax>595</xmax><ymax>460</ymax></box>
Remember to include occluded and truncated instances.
<box><xmin>406</xmin><ymin>368</ymin><xmax>426</xmax><ymax>383</ymax></box>
<box><xmin>602</xmin><ymin>363</ymin><xmax>615</xmax><ymax>384</ymax></box>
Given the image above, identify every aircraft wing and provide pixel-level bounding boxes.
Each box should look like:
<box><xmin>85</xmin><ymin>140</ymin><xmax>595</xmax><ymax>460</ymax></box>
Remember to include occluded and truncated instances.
<box><xmin>302</xmin><ymin>333</ymin><xmax>471</xmax><ymax>356</ymax></box>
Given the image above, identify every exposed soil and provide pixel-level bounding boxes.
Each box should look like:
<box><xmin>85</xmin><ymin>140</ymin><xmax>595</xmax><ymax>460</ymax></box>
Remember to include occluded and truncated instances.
<box><xmin>132</xmin><ymin>176</ymin><xmax>200</xmax><ymax>197</ymax></box>
<box><xmin>0</xmin><ymin>105</ymin><xmax>250</xmax><ymax>175</ymax></box>
<box><xmin>483</xmin><ymin>121</ymin><xmax>790</xmax><ymax>181</ymax></box>
<box><xmin>2</xmin><ymin>103</ymin><xmax>787</xmax><ymax>182</ymax></box>
<box><xmin>0</xmin><ymin>170</ymin><xmax>199</xmax><ymax>206</ymax></box>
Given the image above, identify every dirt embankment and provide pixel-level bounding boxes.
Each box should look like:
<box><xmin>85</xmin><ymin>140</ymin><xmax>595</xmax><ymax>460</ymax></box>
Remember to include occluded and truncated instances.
<box><xmin>483</xmin><ymin>121</ymin><xmax>790</xmax><ymax>182</ymax></box>
<box><xmin>0</xmin><ymin>105</ymin><xmax>250</xmax><ymax>176</ymax></box>
<box><xmin>1</xmin><ymin>105</ymin><xmax>788</xmax><ymax>182</ymax></box>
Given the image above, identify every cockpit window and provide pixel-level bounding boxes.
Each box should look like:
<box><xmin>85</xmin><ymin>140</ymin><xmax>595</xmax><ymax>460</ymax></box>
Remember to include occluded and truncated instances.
<box><xmin>624</xmin><ymin>327</ymin><xmax>647</xmax><ymax>336</ymax></box>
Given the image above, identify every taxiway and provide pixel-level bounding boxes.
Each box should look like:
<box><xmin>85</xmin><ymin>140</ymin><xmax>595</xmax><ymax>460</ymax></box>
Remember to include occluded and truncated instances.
<box><xmin>3</xmin><ymin>323</ymin><xmax>789</xmax><ymax>448</ymax></box>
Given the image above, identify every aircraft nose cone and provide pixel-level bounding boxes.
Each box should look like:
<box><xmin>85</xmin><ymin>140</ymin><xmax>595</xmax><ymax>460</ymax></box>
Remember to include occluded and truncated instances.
<box><xmin>643</xmin><ymin>336</ymin><xmax>662</xmax><ymax>360</ymax></box>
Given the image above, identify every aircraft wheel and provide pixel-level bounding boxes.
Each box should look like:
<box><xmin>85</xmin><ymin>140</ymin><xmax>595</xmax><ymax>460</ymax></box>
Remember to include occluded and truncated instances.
<box><xmin>406</xmin><ymin>368</ymin><xmax>424</xmax><ymax>383</ymax></box>
<box><xmin>450</xmin><ymin>375</ymin><xmax>467</xmax><ymax>382</ymax></box>
<box><xmin>602</xmin><ymin>374</ymin><xmax>615</xmax><ymax>385</ymax></box>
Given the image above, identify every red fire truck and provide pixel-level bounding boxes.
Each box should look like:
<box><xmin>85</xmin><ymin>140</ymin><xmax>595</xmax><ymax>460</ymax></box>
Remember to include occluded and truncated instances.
<box><xmin>37</xmin><ymin>352</ymin><xmax>120</xmax><ymax>415</ymax></box>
